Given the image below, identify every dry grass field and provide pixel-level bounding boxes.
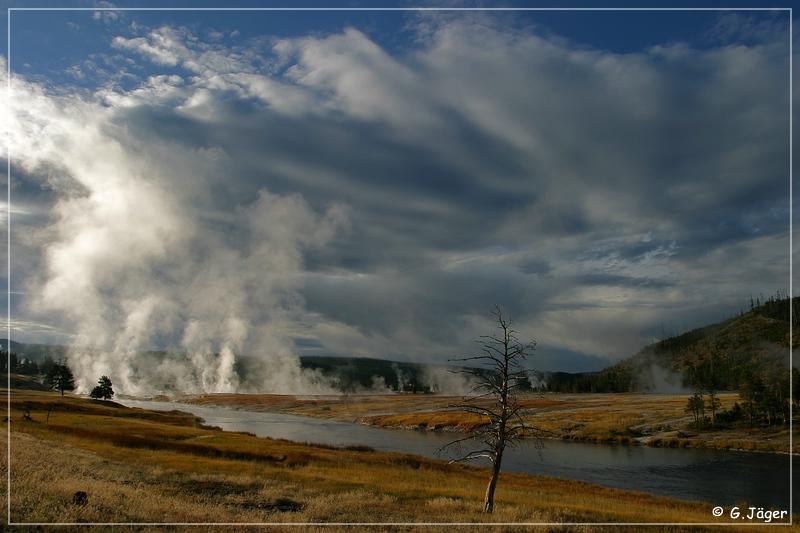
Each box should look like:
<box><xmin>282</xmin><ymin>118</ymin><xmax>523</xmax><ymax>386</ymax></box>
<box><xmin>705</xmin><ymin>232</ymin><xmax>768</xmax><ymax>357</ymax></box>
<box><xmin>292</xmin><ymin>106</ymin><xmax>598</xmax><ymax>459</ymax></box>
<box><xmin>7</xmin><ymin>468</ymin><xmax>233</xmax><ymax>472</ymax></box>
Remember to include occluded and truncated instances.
<box><xmin>3</xmin><ymin>389</ymin><xmax>794</xmax><ymax>532</ymax></box>
<box><xmin>180</xmin><ymin>391</ymin><xmax>796</xmax><ymax>453</ymax></box>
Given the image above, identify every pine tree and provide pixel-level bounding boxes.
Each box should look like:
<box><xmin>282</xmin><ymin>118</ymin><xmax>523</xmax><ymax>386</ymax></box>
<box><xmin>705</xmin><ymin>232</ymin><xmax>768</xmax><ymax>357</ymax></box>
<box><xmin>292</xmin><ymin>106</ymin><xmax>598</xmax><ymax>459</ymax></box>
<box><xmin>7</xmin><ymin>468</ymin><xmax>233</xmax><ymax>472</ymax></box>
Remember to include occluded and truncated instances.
<box><xmin>90</xmin><ymin>375</ymin><xmax>114</xmax><ymax>400</ymax></box>
<box><xmin>685</xmin><ymin>393</ymin><xmax>704</xmax><ymax>422</ymax></box>
<box><xmin>45</xmin><ymin>363</ymin><xmax>76</xmax><ymax>396</ymax></box>
<box><xmin>706</xmin><ymin>389</ymin><xmax>722</xmax><ymax>424</ymax></box>
<box><xmin>739</xmin><ymin>371</ymin><xmax>765</xmax><ymax>429</ymax></box>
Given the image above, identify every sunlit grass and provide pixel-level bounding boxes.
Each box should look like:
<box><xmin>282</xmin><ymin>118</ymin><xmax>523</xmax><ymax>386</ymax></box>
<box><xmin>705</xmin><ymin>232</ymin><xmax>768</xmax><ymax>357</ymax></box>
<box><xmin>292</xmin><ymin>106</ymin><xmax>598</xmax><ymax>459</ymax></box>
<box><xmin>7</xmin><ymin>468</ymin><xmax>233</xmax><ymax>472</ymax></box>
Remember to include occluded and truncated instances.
<box><xmin>320</xmin><ymin>392</ymin><xmax>787</xmax><ymax>452</ymax></box>
<box><xmin>236</xmin><ymin>391</ymin><xmax>795</xmax><ymax>453</ymax></box>
<box><xmin>5</xmin><ymin>389</ymin><xmax>794</xmax><ymax>531</ymax></box>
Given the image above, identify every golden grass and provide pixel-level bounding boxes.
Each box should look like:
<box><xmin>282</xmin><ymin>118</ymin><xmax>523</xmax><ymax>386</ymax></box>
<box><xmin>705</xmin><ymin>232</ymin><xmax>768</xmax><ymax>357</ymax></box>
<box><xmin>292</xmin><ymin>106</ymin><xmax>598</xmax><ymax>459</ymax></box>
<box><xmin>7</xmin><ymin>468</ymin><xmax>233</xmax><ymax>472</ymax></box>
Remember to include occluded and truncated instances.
<box><xmin>198</xmin><ymin>392</ymin><xmax>795</xmax><ymax>453</ymax></box>
<box><xmin>4</xmin><ymin>389</ymin><xmax>794</xmax><ymax>532</ymax></box>
<box><xmin>363</xmin><ymin>410</ymin><xmax>487</xmax><ymax>432</ymax></box>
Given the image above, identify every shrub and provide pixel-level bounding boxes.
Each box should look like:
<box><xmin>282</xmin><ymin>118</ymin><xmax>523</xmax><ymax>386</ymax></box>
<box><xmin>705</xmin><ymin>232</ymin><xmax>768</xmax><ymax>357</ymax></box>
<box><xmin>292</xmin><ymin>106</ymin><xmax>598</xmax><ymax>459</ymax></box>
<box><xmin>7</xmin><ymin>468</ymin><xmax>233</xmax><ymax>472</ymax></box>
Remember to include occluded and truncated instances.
<box><xmin>687</xmin><ymin>416</ymin><xmax>711</xmax><ymax>430</ymax></box>
<box><xmin>715</xmin><ymin>402</ymin><xmax>743</xmax><ymax>424</ymax></box>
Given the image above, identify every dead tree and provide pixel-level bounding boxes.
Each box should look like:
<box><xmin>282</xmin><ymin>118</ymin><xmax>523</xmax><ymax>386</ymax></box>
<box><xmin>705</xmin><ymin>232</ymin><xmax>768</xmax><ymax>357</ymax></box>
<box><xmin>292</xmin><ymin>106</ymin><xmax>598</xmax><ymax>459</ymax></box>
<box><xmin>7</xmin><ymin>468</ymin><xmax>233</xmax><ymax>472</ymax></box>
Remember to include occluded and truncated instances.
<box><xmin>436</xmin><ymin>305</ymin><xmax>542</xmax><ymax>514</ymax></box>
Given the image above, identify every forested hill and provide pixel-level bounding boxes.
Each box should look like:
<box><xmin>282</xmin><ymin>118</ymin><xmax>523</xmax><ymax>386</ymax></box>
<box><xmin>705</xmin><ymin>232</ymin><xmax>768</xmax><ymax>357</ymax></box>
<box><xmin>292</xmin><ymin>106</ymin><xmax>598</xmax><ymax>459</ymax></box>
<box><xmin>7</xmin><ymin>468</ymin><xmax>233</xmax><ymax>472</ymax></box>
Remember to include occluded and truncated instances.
<box><xmin>0</xmin><ymin>339</ymin><xmax>69</xmax><ymax>362</ymax></box>
<box><xmin>546</xmin><ymin>294</ymin><xmax>798</xmax><ymax>393</ymax></box>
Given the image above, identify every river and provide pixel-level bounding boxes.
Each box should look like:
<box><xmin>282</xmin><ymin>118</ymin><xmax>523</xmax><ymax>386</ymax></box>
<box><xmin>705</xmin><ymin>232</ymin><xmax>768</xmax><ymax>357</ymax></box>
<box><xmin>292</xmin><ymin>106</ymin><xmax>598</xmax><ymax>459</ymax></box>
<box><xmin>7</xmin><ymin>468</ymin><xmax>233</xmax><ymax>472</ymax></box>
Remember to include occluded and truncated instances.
<box><xmin>121</xmin><ymin>399</ymin><xmax>796</xmax><ymax>511</ymax></box>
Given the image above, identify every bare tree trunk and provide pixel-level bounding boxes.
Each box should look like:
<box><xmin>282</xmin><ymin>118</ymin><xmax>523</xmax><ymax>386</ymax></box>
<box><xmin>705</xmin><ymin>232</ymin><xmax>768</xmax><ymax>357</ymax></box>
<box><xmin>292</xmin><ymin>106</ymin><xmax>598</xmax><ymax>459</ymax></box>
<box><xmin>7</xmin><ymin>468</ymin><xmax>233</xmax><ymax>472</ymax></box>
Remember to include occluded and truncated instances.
<box><xmin>483</xmin><ymin>447</ymin><xmax>504</xmax><ymax>513</ymax></box>
<box><xmin>483</xmin><ymin>466</ymin><xmax>499</xmax><ymax>513</ymax></box>
<box><xmin>436</xmin><ymin>306</ymin><xmax>539</xmax><ymax>515</ymax></box>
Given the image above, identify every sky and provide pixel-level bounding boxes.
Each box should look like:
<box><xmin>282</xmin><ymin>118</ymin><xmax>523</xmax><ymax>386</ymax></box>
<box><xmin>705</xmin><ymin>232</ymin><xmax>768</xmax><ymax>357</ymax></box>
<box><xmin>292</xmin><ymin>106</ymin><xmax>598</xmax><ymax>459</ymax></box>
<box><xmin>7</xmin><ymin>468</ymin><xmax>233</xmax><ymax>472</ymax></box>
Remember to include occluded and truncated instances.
<box><xmin>0</xmin><ymin>1</ymin><xmax>795</xmax><ymax>394</ymax></box>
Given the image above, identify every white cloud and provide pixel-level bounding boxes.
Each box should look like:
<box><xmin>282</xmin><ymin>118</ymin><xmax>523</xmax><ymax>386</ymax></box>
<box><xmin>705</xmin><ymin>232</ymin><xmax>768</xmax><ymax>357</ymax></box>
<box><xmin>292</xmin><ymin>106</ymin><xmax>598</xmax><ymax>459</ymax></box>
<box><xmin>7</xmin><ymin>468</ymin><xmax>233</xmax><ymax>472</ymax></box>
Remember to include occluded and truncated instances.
<box><xmin>6</xmin><ymin>58</ymin><xmax>349</xmax><ymax>394</ymax></box>
<box><xmin>112</xmin><ymin>26</ymin><xmax>191</xmax><ymax>67</ymax></box>
<box><xmin>5</xmin><ymin>12</ymin><xmax>790</xmax><ymax>389</ymax></box>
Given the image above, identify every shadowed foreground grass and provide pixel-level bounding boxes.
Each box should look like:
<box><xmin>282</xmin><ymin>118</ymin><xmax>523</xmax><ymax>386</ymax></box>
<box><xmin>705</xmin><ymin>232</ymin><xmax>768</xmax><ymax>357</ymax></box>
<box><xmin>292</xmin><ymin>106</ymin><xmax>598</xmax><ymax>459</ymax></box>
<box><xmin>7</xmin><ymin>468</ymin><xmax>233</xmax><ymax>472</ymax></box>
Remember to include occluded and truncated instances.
<box><xmin>4</xmin><ymin>390</ymin><xmax>792</xmax><ymax>532</ymax></box>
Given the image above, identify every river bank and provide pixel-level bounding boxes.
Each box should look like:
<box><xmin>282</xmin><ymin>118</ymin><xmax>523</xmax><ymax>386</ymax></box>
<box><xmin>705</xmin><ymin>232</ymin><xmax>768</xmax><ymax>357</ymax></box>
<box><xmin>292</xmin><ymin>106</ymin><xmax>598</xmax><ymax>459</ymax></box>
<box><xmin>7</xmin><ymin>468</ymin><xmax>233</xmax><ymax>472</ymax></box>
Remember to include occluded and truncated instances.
<box><xmin>10</xmin><ymin>389</ymin><xmax>782</xmax><ymax>530</ymax></box>
<box><xmin>172</xmin><ymin>392</ymin><xmax>797</xmax><ymax>454</ymax></box>
<box><xmin>121</xmin><ymin>396</ymin><xmax>796</xmax><ymax>510</ymax></box>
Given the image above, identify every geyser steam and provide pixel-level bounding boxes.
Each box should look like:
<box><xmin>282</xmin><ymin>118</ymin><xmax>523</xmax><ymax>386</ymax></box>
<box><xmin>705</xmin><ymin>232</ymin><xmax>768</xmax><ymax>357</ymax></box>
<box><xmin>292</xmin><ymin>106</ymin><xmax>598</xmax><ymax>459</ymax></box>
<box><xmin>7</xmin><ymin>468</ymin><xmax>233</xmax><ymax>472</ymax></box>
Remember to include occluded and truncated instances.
<box><xmin>7</xmin><ymin>64</ymin><xmax>349</xmax><ymax>395</ymax></box>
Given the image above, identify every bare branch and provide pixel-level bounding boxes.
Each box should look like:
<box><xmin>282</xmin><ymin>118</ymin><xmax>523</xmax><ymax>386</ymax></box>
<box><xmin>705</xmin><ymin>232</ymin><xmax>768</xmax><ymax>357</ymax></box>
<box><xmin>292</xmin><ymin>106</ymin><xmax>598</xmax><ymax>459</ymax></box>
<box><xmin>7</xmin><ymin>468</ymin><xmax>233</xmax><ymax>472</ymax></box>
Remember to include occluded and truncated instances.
<box><xmin>437</xmin><ymin>305</ymin><xmax>545</xmax><ymax>514</ymax></box>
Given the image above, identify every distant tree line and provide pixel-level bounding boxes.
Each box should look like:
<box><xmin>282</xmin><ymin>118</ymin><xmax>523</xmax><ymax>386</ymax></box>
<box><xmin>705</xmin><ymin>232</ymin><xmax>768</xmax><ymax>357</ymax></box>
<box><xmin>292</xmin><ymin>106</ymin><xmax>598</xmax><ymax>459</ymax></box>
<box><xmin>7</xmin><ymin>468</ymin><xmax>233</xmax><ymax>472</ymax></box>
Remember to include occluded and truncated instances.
<box><xmin>541</xmin><ymin>366</ymin><xmax>634</xmax><ymax>393</ymax></box>
<box><xmin>747</xmin><ymin>289</ymin><xmax>798</xmax><ymax>327</ymax></box>
<box><xmin>2</xmin><ymin>350</ymin><xmax>59</xmax><ymax>377</ymax></box>
<box><xmin>296</xmin><ymin>356</ymin><xmax>440</xmax><ymax>393</ymax></box>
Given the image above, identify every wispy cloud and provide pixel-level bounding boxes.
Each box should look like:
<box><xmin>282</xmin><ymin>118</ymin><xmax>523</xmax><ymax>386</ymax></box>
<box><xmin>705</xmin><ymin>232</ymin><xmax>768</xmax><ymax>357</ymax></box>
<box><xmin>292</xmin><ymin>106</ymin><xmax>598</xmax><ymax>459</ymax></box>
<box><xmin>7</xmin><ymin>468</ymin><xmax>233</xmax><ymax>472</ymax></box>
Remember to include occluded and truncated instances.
<box><xmin>4</xmin><ymin>10</ymin><xmax>791</xmax><ymax>393</ymax></box>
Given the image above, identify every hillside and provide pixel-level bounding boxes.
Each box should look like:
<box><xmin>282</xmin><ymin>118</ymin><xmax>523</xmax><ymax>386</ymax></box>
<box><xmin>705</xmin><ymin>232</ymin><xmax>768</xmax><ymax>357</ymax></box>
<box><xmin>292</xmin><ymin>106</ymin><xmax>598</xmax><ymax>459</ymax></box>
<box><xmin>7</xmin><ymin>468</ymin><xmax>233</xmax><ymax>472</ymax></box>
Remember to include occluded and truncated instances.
<box><xmin>546</xmin><ymin>294</ymin><xmax>797</xmax><ymax>393</ymax></box>
<box><xmin>0</xmin><ymin>339</ymin><xmax>69</xmax><ymax>363</ymax></box>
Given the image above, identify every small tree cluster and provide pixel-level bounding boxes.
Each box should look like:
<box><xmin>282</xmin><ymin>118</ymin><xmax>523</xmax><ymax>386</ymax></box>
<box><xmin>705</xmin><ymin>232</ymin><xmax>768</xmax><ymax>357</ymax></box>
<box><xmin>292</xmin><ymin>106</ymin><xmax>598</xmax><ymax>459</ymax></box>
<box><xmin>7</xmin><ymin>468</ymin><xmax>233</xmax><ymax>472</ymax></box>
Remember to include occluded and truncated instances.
<box><xmin>685</xmin><ymin>392</ymin><xmax>704</xmax><ymax>423</ymax></box>
<box><xmin>739</xmin><ymin>369</ymin><xmax>790</xmax><ymax>429</ymax></box>
<box><xmin>686</xmin><ymin>388</ymin><xmax>723</xmax><ymax>429</ymax></box>
<box><xmin>90</xmin><ymin>376</ymin><xmax>114</xmax><ymax>400</ymax></box>
<box><xmin>41</xmin><ymin>362</ymin><xmax>115</xmax><ymax>402</ymax></box>
<box><xmin>688</xmin><ymin>366</ymin><xmax>793</xmax><ymax>430</ymax></box>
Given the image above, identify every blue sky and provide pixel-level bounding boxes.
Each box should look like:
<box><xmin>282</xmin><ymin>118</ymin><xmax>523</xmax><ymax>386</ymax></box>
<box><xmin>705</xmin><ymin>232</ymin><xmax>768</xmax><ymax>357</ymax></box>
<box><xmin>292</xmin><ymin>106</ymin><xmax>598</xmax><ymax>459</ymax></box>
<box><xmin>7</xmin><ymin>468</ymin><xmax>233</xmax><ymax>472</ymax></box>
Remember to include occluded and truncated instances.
<box><xmin>0</xmin><ymin>2</ymin><xmax>794</xmax><ymax>394</ymax></box>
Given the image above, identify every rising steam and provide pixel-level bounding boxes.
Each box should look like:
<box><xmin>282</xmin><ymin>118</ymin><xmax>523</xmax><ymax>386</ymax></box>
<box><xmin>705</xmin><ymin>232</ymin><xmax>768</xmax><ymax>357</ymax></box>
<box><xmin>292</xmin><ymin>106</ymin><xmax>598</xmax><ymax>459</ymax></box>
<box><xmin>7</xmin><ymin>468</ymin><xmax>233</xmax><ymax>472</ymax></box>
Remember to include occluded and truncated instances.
<box><xmin>7</xmin><ymin>62</ymin><xmax>349</xmax><ymax>395</ymax></box>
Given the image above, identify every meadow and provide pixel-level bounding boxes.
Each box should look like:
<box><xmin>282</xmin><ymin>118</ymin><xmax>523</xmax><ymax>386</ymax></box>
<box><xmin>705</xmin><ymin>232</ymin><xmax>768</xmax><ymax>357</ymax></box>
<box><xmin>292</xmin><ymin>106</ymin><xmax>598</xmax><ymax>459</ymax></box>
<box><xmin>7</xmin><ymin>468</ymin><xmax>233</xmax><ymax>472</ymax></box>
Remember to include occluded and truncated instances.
<box><xmin>4</xmin><ymin>389</ymin><xmax>794</xmax><ymax>531</ymax></box>
<box><xmin>182</xmin><ymin>391</ymin><xmax>796</xmax><ymax>453</ymax></box>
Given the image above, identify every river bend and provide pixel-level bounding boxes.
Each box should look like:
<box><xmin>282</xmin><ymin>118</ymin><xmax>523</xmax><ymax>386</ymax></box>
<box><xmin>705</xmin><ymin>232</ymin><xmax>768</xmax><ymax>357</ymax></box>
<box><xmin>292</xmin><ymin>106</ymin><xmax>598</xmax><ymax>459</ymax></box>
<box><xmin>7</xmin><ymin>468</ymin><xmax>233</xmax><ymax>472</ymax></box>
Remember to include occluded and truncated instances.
<box><xmin>121</xmin><ymin>399</ymin><xmax>796</xmax><ymax>511</ymax></box>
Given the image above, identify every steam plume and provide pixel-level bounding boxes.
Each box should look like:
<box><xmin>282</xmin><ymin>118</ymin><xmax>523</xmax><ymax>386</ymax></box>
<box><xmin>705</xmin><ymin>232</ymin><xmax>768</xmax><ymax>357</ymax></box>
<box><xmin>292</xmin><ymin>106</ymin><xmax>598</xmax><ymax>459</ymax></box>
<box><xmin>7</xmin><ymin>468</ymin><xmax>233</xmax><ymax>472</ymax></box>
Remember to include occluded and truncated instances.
<box><xmin>7</xmin><ymin>64</ymin><xmax>348</xmax><ymax>395</ymax></box>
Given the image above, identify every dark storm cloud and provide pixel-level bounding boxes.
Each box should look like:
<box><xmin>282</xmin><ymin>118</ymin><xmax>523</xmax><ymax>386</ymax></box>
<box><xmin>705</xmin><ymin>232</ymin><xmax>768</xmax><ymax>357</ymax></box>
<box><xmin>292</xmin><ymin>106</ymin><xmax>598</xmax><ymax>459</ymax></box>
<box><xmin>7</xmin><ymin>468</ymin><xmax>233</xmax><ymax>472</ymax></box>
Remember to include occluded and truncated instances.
<box><xmin>5</xmin><ymin>10</ymin><xmax>791</xmax><ymax>387</ymax></box>
<box><xmin>572</xmin><ymin>272</ymin><xmax>675</xmax><ymax>290</ymax></box>
<box><xmin>517</xmin><ymin>258</ymin><xmax>552</xmax><ymax>277</ymax></box>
